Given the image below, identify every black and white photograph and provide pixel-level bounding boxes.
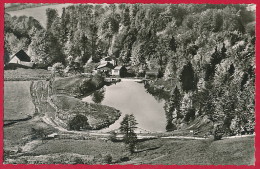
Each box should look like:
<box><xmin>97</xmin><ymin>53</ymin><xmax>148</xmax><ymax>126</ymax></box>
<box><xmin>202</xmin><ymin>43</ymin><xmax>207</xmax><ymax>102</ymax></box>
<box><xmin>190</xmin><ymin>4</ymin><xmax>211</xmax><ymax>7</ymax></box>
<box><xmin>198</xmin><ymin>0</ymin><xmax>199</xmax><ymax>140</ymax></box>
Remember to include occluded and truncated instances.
<box><xmin>3</xmin><ymin>3</ymin><xmax>256</xmax><ymax>165</ymax></box>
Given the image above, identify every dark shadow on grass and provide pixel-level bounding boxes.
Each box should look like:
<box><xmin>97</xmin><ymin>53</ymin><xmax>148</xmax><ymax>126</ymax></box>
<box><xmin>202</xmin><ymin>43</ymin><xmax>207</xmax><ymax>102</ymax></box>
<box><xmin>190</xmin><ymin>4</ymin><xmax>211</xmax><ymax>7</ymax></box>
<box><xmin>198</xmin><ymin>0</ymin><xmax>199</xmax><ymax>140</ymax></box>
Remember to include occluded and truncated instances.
<box><xmin>134</xmin><ymin>146</ymin><xmax>161</xmax><ymax>153</ymax></box>
<box><xmin>111</xmin><ymin>137</ymin><xmax>158</xmax><ymax>143</ymax></box>
<box><xmin>136</xmin><ymin>137</ymin><xmax>158</xmax><ymax>143</ymax></box>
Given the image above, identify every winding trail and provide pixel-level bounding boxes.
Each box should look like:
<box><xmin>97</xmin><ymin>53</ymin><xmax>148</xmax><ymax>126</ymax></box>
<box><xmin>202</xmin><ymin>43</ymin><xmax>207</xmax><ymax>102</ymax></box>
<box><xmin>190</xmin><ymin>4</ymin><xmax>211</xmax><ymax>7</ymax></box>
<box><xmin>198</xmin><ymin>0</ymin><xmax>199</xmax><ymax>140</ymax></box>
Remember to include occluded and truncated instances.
<box><xmin>32</xmin><ymin>80</ymin><xmax>255</xmax><ymax>140</ymax></box>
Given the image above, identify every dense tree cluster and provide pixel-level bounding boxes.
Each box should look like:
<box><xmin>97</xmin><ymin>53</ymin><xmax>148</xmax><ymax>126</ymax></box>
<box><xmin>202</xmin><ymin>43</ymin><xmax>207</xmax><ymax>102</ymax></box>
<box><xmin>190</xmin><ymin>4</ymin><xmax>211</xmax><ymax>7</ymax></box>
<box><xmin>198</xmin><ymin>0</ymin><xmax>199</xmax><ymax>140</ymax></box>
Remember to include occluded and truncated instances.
<box><xmin>4</xmin><ymin>4</ymin><xmax>255</xmax><ymax>134</ymax></box>
<box><xmin>68</xmin><ymin>114</ymin><xmax>90</xmax><ymax>131</ymax></box>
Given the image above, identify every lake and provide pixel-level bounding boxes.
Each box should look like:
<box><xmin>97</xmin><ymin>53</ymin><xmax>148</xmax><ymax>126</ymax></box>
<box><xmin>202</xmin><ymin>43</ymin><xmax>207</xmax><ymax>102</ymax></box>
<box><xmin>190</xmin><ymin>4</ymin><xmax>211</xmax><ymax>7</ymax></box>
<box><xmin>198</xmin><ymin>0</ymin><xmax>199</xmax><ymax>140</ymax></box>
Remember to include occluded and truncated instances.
<box><xmin>82</xmin><ymin>81</ymin><xmax>167</xmax><ymax>132</ymax></box>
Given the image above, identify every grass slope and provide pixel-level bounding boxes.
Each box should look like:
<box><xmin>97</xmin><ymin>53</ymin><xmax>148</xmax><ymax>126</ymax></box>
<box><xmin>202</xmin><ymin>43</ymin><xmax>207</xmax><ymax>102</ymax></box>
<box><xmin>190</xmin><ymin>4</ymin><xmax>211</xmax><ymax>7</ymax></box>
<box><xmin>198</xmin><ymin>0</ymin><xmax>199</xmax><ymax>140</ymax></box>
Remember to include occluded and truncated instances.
<box><xmin>31</xmin><ymin>139</ymin><xmax>126</xmax><ymax>159</ymax></box>
<box><xmin>52</xmin><ymin>75</ymin><xmax>88</xmax><ymax>96</ymax></box>
<box><xmin>4</xmin><ymin>81</ymin><xmax>35</xmax><ymax>121</ymax></box>
<box><xmin>4</xmin><ymin>119</ymin><xmax>56</xmax><ymax>151</ymax></box>
<box><xmin>6</xmin><ymin>4</ymin><xmax>72</xmax><ymax>28</ymax></box>
<box><xmin>125</xmin><ymin>136</ymin><xmax>255</xmax><ymax>165</ymax></box>
<box><xmin>15</xmin><ymin>136</ymin><xmax>254</xmax><ymax>165</ymax></box>
<box><xmin>50</xmin><ymin>94</ymin><xmax>121</xmax><ymax>129</ymax></box>
<box><xmin>4</xmin><ymin>68</ymin><xmax>51</xmax><ymax>81</ymax></box>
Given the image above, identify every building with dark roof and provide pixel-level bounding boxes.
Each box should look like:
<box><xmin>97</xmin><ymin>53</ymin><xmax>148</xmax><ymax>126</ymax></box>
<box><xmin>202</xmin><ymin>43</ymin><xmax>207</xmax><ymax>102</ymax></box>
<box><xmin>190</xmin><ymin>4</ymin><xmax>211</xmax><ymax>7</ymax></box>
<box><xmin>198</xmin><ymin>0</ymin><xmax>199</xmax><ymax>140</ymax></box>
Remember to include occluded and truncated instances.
<box><xmin>96</xmin><ymin>62</ymin><xmax>114</xmax><ymax>75</ymax></box>
<box><xmin>100</xmin><ymin>56</ymin><xmax>117</xmax><ymax>66</ymax></box>
<box><xmin>9</xmin><ymin>50</ymin><xmax>34</xmax><ymax>67</ymax></box>
<box><xmin>112</xmin><ymin>65</ymin><xmax>127</xmax><ymax>77</ymax></box>
<box><xmin>145</xmin><ymin>69</ymin><xmax>159</xmax><ymax>79</ymax></box>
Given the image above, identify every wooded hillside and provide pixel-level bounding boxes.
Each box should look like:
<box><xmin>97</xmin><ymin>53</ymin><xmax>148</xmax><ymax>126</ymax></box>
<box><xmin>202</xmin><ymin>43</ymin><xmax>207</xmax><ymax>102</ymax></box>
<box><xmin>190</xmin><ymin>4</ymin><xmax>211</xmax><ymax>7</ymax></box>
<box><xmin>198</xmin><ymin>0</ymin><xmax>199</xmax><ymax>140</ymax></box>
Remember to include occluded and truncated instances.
<box><xmin>4</xmin><ymin>4</ymin><xmax>255</xmax><ymax>134</ymax></box>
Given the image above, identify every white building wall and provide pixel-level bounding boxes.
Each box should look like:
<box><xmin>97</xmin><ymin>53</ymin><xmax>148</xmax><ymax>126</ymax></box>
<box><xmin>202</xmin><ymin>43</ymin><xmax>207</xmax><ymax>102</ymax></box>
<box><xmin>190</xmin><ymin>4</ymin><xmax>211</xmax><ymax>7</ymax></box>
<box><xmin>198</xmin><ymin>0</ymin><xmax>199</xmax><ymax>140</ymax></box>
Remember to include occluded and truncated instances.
<box><xmin>112</xmin><ymin>69</ymin><xmax>120</xmax><ymax>76</ymax></box>
<box><xmin>9</xmin><ymin>56</ymin><xmax>20</xmax><ymax>64</ymax></box>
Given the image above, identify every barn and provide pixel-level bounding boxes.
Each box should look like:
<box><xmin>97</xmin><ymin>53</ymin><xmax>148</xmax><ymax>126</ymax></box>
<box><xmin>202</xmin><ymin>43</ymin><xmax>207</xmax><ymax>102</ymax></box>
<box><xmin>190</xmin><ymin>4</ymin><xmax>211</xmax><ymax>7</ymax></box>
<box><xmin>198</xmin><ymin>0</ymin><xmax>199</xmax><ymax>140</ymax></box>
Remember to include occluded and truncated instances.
<box><xmin>145</xmin><ymin>69</ymin><xmax>159</xmax><ymax>79</ymax></box>
<box><xmin>112</xmin><ymin>66</ymin><xmax>127</xmax><ymax>77</ymax></box>
<box><xmin>96</xmin><ymin>62</ymin><xmax>114</xmax><ymax>75</ymax></box>
<box><xmin>100</xmin><ymin>56</ymin><xmax>117</xmax><ymax>66</ymax></box>
<box><xmin>9</xmin><ymin>50</ymin><xmax>34</xmax><ymax>68</ymax></box>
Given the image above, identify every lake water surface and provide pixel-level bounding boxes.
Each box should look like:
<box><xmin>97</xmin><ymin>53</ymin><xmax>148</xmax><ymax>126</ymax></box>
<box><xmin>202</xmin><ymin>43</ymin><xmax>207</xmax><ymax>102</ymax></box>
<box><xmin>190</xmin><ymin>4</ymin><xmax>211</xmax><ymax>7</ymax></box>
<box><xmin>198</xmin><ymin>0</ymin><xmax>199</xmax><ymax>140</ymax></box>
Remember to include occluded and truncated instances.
<box><xmin>82</xmin><ymin>81</ymin><xmax>167</xmax><ymax>132</ymax></box>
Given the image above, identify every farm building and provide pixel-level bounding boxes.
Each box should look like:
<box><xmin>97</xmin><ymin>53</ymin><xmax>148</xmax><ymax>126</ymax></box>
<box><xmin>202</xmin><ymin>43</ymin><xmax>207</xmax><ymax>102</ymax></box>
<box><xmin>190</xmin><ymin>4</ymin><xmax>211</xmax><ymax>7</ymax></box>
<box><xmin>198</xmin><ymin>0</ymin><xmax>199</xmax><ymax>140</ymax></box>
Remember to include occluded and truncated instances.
<box><xmin>96</xmin><ymin>62</ymin><xmax>114</xmax><ymax>75</ymax></box>
<box><xmin>8</xmin><ymin>50</ymin><xmax>34</xmax><ymax>68</ymax></box>
<box><xmin>145</xmin><ymin>69</ymin><xmax>159</xmax><ymax>79</ymax></box>
<box><xmin>100</xmin><ymin>56</ymin><xmax>117</xmax><ymax>66</ymax></box>
<box><xmin>112</xmin><ymin>66</ymin><xmax>127</xmax><ymax>77</ymax></box>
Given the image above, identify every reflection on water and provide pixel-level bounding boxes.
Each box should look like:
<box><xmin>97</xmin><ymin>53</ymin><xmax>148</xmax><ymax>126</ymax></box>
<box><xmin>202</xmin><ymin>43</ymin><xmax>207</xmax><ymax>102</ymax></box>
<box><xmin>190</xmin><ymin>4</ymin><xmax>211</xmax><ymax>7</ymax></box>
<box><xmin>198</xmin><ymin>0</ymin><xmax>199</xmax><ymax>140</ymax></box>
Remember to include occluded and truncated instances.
<box><xmin>144</xmin><ymin>83</ymin><xmax>171</xmax><ymax>102</ymax></box>
<box><xmin>92</xmin><ymin>88</ymin><xmax>105</xmax><ymax>104</ymax></box>
<box><xmin>82</xmin><ymin>81</ymin><xmax>167</xmax><ymax>132</ymax></box>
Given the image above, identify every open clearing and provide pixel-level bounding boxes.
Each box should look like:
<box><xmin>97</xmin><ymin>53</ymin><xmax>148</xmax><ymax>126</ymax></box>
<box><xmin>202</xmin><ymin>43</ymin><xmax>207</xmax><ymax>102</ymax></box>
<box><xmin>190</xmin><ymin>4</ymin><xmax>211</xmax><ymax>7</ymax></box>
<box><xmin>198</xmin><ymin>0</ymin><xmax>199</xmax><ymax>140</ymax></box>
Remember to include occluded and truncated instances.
<box><xmin>52</xmin><ymin>75</ymin><xmax>89</xmax><ymax>96</ymax></box>
<box><xmin>4</xmin><ymin>81</ymin><xmax>35</xmax><ymax>121</ymax></box>
<box><xmin>15</xmin><ymin>135</ymin><xmax>254</xmax><ymax>165</ymax></box>
<box><xmin>6</xmin><ymin>4</ymin><xmax>72</xmax><ymax>28</ymax></box>
<box><xmin>50</xmin><ymin>94</ymin><xmax>121</xmax><ymax>129</ymax></box>
<box><xmin>4</xmin><ymin>118</ymin><xmax>55</xmax><ymax>150</ymax></box>
<box><xmin>4</xmin><ymin>68</ymin><xmax>51</xmax><ymax>81</ymax></box>
<box><xmin>3</xmin><ymin>70</ymin><xmax>255</xmax><ymax>165</ymax></box>
<box><xmin>123</xmin><ymin>136</ymin><xmax>255</xmax><ymax>165</ymax></box>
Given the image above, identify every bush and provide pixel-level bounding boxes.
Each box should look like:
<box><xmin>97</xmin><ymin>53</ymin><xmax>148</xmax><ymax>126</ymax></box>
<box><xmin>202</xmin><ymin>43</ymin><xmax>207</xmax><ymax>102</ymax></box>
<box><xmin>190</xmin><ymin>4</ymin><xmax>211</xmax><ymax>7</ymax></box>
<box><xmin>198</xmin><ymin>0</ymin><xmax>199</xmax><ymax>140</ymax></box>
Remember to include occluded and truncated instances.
<box><xmin>184</xmin><ymin>108</ymin><xmax>196</xmax><ymax>122</ymax></box>
<box><xmin>214</xmin><ymin>133</ymin><xmax>223</xmax><ymax>141</ymax></box>
<box><xmin>68</xmin><ymin>114</ymin><xmax>91</xmax><ymax>131</ymax></box>
<box><xmin>108</xmin><ymin>131</ymin><xmax>117</xmax><ymax>142</ymax></box>
<box><xmin>73</xmin><ymin>157</ymin><xmax>84</xmax><ymax>164</ymax></box>
<box><xmin>31</xmin><ymin>127</ymin><xmax>48</xmax><ymax>140</ymax></box>
<box><xmin>78</xmin><ymin>74</ymin><xmax>104</xmax><ymax>96</ymax></box>
<box><xmin>91</xmin><ymin>73</ymin><xmax>105</xmax><ymax>88</ymax></box>
<box><xmin>52</xmin><ymin>62</ymin><xmax>64</xmax><ymax>76</ymax></box>
<box><xmin>213</xmin><ymin>124</ymin><xmax>223</xmax><ymax>141</ymax></box>
<box><xmin>166</xmin><ymin>121</ymin><xmax>177</xmax><ymax>131</ymax></box>
<box><xmin>120</xmin><ymin>156</ymin><xmax>130</xmax><ymax>162</ymax></box>
<box><xmin>79</xmin><ymin>79</ymin><xmax>95</xmax><ymax>95</ymax></box>
<box><xmin>103</xmin><ymin>154</ymin><xmax>112</xmax><ymax>164</ymax></box>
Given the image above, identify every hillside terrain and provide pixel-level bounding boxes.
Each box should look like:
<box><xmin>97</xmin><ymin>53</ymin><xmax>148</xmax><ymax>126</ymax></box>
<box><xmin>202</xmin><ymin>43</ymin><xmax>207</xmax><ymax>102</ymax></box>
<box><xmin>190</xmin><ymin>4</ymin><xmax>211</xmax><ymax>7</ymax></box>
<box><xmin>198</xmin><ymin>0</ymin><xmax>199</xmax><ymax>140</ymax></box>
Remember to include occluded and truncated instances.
<box><xmin>5</xmin><ymin>135</ymin><xmax>254</xmax><ymax>165</ymax></box>
<box><xmin>3</xmin><ymin>3</ymin><xmax>256</xmax><ymax>165</ymax></box>
<box><xmin>4</xmin><ymin>4</ymin><xmax>255</xmax><ymax>135</ymax></box>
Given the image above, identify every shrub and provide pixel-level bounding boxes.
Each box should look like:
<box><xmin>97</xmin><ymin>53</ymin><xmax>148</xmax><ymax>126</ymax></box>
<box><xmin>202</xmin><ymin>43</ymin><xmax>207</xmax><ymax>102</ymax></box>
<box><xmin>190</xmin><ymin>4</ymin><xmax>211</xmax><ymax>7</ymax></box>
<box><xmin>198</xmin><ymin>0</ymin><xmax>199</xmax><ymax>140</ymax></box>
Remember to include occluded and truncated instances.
<box><xmin>166</xmin><ymin>121</ymin><xmax>176</xmax><ymax>131</ymax></box>
<box><xmin>103</xmin><ymin>154</ymin><xmax>112</xmax><ymax>164</ymax></box>
<box><xmin>214</xmin><ymin>133</ymin><xmax>223</xmax><ymax>141</ymax></box>
<box><xmin>108</xmin><ymin>131</ymin><xmax>117</xmax><ymax>142</ymax></box>
<box><xmin>52</xmin><ymin>62</ymin><xmax>64</xmax><ymax>76</ymax></box>
<box><xmin>120</xmin><ymin>156</ymin><xmax>130</xmax><ymax>162</ymax></box>
<box><xmin>79</xmin><ymin>79</ymin><xmax>95</xmax><ymax>95</ymax></box>
<box><xmin>184</xmin><ymin>108</ymin><xmax>196</xmax><ymax>122</ymax></box>
<box><xmin>68</xmin><ymin>114</ymin><xmax>91</xmax><ymax>131</ymax></box>
<box><xmin>31</xmin><ymin>127</ymin><xmax>48</xmax><ymax>140</ymax></box>
<box><xmin>77</xmin><ymin>73</ymin><xmax>104</xmax><ymax>96</ymax></box>
<box><xmin>213</xmin><ymin>124</ymin><xmax>223</xmax><ymax>141</ymax></box>
<box><xmin>74</xmin><ymin>157</ymin><xmax>84</xmax><ymax>164</ymax></box>
<box><xmin>91</xmin><ymin>73</ymin><xmax>105</xmax><ymax>88</ymax></box>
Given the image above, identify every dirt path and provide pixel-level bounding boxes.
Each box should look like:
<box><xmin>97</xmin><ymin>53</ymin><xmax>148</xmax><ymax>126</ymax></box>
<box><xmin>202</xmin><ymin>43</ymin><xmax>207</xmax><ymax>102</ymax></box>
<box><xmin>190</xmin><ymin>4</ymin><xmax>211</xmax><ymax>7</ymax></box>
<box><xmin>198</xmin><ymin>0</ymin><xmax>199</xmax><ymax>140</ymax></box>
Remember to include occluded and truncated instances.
<box><xmin>22</xmin><ymin>140</ymin><xmax>43</xmax><ymax>152</ymax></box>
<box><xmin>161</xmin><ymin>136</ymin><xmax>207</xmax><ymax>140</ymax></box>
<box><xmin>31</xmin><ymin>80</ymin><xmax>256</xmax><ymax>141</ymax></box>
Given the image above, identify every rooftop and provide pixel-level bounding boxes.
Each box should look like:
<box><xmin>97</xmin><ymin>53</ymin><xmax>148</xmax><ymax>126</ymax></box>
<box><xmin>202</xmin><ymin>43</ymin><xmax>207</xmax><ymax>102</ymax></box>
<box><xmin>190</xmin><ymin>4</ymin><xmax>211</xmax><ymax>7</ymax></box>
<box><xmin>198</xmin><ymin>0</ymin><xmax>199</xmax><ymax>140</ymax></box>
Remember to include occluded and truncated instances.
<box><xmin>10</xmin><ymin>49</ymin><xmax>31</xmax><ymax>62</ymax></box>
<box><xmin>114</xmin><ymin>66</ymin><xmax>123</xmax><ymax>70</ymax></box>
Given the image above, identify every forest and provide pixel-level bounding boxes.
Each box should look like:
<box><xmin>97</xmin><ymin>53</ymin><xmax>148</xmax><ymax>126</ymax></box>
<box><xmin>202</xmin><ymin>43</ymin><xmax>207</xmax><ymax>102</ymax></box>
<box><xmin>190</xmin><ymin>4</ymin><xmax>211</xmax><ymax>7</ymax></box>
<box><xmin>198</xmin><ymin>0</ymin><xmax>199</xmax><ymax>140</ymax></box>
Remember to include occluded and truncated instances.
<box><xmin>4</xmin><ymin>4</ymin><xmax>255</xmax><ymax>135</ymax></box>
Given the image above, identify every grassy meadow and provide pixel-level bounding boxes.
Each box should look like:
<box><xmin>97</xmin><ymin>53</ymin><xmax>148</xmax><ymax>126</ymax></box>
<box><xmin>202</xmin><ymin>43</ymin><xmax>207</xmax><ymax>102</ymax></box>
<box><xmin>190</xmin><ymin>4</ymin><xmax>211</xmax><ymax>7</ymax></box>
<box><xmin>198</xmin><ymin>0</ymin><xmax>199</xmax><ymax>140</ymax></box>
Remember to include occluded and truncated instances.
<box><xmin>52</xmin><ymin>75</ymin><xmax>89</xmax><ymax>96</ymax></box>
<box><xmin>50</xmin><ymin>94</ymin><xmax>121</xmax><ymax>129</ymax></box>
<box><xmin>3</xmin><ymin>69</ymin><xmax>255</xmax><ymax>165</ymax></box>
<box><xmin>4</xmin><ymin>81</ymin><xmax>35</xmax><ymax>121</ymax></box>
<box><xmin>6</xmin><ymin>3</ymin><xmax>72</xmax><ymax>28</ymax></box>
<box><xmin>124</xmin><ymin>136</ymin><xmax>255</xmax><ymax>165</ymax></box>
<box><xmin>4</xmin><ymin>68</ymin><xmax>51</xmax><ymax>81</ymax></box>
<box><xmin>4</xmin><ymin>119</ymin><xmax>56</xmax><ymax>151</ymax></box>
<box><xmin>7</xmin><ymin>135</ymin><xmax>254</xmax><ymax>165</ymax></box>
